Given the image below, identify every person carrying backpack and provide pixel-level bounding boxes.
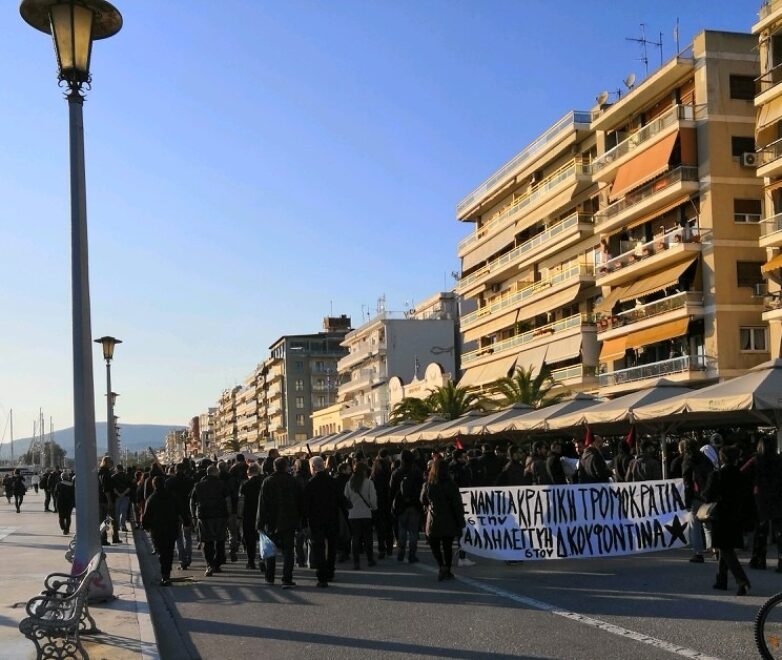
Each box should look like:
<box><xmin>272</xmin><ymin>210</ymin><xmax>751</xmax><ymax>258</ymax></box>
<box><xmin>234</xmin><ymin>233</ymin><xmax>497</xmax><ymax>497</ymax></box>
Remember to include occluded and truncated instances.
<box><xmin>389</xmin><ymin>450</ymin><xmax>423</xmax><ymax>563</ymax></box>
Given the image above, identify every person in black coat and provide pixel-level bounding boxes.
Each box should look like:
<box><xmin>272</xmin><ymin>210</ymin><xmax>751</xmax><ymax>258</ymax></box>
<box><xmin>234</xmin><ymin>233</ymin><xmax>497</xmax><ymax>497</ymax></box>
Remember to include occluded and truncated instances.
<box><xmin>421</xmin><ymin>460</ymin><xmax>465</xmax><ymax>581</ymax></box>
<box><xmin>257</xmin><ymin>457</ymin><xmax>302</xmax><ymax>587</ymax></box>
<box><xmin>703</xmin><ymin>446</ymin><xmax>751</xmax><ymax>596</ymax></box>
<box><xmin>495</xmin><ymin>446</ymin><xmax>527</xmax><ymax>486</ymax></box>
<box><xmin>11</xmin><ymin>469</ymin><xmax>26</xmax><ymax>513</ymax></box>
<box><xmin>474</xmin><ymin>445</ymin><xmax>503</xmax><ymax>487</ymax></box>
<box><xmin>238</xmin><ymin>464</ymin><xmax>264</xmax><ymax>569</ymax></box>
<box><xmin>370</xmin><ymin>454</ymin><xmax>394</xmax><ymax>559</ymax></box>
<box><xmin>165</xmin><ymin>462</ymin><xmax>195</xmax><ymax>570</ymax></box>
<box><xmin>749</xmin><ymin>437</ymin><xmax>782</xmax><ymax>571</ymax></box>
<box><xmin>54</xmin><ymin>472</ymin><xmax>75</xmax><ymax>534</ymax></box>
<box><xmin>142</xmin><ymin>476</ymin><xmax>179</xmax><ymax>586</ymax></box>
<box><xmin>304</xmin><ymin>456</ymin><xmax>341</xmax><ymax>587</ymax></box>
<box><xmin>191</xmin><ymin>465</ymin><xmax>231</xmax><ymax>577</ymax></box>
<box><xmin>546</xmin><ymin>440</ymin><xmax>568</xmax><ymax>485</ymax></box>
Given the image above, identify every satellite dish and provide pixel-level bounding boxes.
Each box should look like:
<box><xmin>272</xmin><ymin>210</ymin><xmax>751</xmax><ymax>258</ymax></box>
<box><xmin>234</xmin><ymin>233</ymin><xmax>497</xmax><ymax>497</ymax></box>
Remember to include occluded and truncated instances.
<box><xmin>596</xmin><ymin>90</ymin><xmax>610</xmax><ymax>105</ymax></box>
<box><xmin>624</xmin><ymin>73</ymin><xmax>637</xmax><ymax>89</ymax></box>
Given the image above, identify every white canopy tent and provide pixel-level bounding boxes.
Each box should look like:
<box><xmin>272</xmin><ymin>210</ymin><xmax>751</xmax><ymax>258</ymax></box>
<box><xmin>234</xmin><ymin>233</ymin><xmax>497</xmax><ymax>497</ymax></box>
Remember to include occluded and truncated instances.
<box><xmin>382</xmin><ymin>417</ymin><xmax>447</xmax><ymax>444</ymax></box>
<box><xmin>479</xmin><ymin>403</ymin><xmax>535</xmax><ymax>434</ymax></box>
<box><xmin>333</xmin><ymin>427</ymin><xmax>371</xmax><ymax>451</ymax></box>
<box><xmin>508</xmin><ymin>393</ymin><xmax>602</xmax><ymax>432</ymax></box>
<box><xmin>414</xmin><ymin>410</ymin><xmax>488</xmax><ymax>442</ymax></box>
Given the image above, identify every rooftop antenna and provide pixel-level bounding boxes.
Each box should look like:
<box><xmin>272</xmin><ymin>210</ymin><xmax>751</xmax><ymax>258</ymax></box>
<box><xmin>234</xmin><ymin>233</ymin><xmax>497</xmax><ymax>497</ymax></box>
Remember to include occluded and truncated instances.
<box><xmin>623</xmin><ymin>73</ymin><xmax>637</xmax><ymax>91</ymax></box>
<box><xmin>626</xmin><ymin>23</ymin><xmax>663</xmax><ymax>76</ymax></box>
<box><xmin>596</xmin><ymin>90</ymin><xmax>610</xmax><ymax>106</ymax></box>
<box><xmin>673</xmin><ymin>17</ymin><xmax>680</xmax><ymax>54</ymax></box>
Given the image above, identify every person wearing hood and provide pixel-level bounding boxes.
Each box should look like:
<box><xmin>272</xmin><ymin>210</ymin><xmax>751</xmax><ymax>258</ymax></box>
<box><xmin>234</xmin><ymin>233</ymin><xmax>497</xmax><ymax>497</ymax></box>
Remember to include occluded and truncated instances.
<box><xmin>142</xmin><ymin>476</ymin><xmax>179</xmax><ymax>586</ymax></box>
<box><xmin>54</xmin><ymin>471</ymin><xmax>75</xmax><ymax>535</ymax></box>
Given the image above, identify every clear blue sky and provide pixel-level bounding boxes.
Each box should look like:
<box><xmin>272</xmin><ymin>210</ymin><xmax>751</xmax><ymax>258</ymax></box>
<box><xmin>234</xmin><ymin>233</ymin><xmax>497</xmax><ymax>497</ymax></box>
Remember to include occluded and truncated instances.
<box><xmin>0</xmin><ymin>0</ymin><xmax>759</xmax><ymax>437</ymax></box>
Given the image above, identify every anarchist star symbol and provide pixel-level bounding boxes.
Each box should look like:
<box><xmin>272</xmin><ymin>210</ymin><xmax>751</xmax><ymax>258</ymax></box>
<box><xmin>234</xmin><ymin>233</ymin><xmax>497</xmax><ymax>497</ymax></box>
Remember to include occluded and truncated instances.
<box><xmin>664</xmin><ymin>515</ymin><xmax>688</xmax><ymax>547</ymax></box>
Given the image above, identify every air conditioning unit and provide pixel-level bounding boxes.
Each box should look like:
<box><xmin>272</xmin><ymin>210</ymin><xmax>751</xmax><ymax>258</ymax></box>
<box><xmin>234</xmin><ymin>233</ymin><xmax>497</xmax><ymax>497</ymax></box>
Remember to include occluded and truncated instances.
<box><xmin>754</xmin><ymin>282</ymin><xmax>768</xmax><ymax>297</ymax></box>
<box><xmin>741</xmin><ymin>152</ymin><xmax>758</xmax><ymax>168</ymax></box>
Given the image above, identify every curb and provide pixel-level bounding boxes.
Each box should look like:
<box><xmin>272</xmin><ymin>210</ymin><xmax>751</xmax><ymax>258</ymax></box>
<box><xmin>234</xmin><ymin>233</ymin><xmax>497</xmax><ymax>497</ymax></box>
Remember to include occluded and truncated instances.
<box><xmin>125</xmin><ymin>531</ymin><xmax>161</xmax><ymax>660</ymax></box>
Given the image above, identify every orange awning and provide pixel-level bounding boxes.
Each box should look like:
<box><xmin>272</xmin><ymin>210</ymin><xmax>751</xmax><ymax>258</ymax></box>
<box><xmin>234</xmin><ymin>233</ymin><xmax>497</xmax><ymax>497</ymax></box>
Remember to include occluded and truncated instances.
<box><xmin>610</xmin><ymin>131</ymin><xmax>679</xmax><ymax>201</ymax></box>
<box><xmin>623</xmin><ymin>317</ymin><xmax>689</xmax><ymax>351</ymax></box>
<box><xmin>595</xmin><ymin>285</ymin><xmax>629</xmax><ymax>314</ymax></box>
<box><xmin>762</xmin><ymin>253</ymin><xmax>782</xmax><ymax>274</ymax></box>
<box><xmin>620</xmin><ymin>256</ymin><xmax>698</xmax><ymax>301</ymax></box>
<box><xmin>599</xmin><ymin>337</ymin><xmax>626</xmax><ymax>363</ymax></box>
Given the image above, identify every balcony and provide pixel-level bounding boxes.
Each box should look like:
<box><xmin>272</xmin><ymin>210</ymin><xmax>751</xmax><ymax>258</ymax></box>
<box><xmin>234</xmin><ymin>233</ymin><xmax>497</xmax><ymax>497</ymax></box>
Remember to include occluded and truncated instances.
<box><xmin>456</xmin><ymin>212</ymin><xmax>593</xmax><ymax>294</ymax></box>
<box><xmin>338</xmin><ymin>340</ymin><xmax>386</xmax><ymax>371</ymax></box>
<box><xmin>462</xmin><ymin>313</ymin><xmax>594</xmax><ymax>366</ymax></box>
<box><xmin>457</xmin><ymin>110</ymin><xmax>591</xmax><ymax>218</ymax></box>
<box><xmin>598</xmin><ymin>354</ymin><xmax>708</xmax><ymax>389</ymax></box>
<box><xmin>458</xmin><ymin>159</ymin><xmax>592</xmax><ymax>256</ymax></box>
<box><xmin>596</xmin><ymin>226</ymin><xmax>703</xmax><ymax>288</ymax></box>
<box><xmin>597</xmin><ymin>291</ymin><xmax>704</xmax><ymax>340</ymax></box>
<box><xmin>341</xmin><ymin>400</ymin><xmax>373</xmax><ymax>418</ymax></box>
<box><xmin>756</xmin><ymin>62</ymin><xmax>782</xmax><ymax>107</ymax></box>
<box><xmin>760</xmin><ymin>212</ymin><xmax>782</xmax><ymax>249</ymax></box>
<box><xmin>460</xmin><ymin>263</ymin><xmax>595</xmax><ymax>330</ymax></box>
<box><xmin>551</xmin><ymin>364</ymin><xmax>597</xmax><ymax>386</ymax></box>
<box><xmin>338</xmin><ymin>368</ymin><xmax>387</xmax><ymax>397</ymax></box>
<box><xmin>592</xmin><ymin>105</ymin><xmax>697</xmax><ymax>180</ymax></box>
<box><xmin>759</xmin><ymin>138</ymin><xmax>782</xmax><ymax>179</ymax></box>
<box><xmin>593</xmin><ymin>165</ymin><xmax>700</xmax><ymax>235</ymax></box>
<box><xmin>754</xmin><ymin>0</ymin><xmax>782</xmax><ymax>33</ymax></box>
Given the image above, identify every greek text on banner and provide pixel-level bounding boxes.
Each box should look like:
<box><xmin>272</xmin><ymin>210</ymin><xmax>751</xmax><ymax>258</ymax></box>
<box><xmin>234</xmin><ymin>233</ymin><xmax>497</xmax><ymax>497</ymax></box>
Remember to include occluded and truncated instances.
<box><xmin>459</xmin><ymin>479</ymin><xmax>690</xmax><ymax>561</ymax></box>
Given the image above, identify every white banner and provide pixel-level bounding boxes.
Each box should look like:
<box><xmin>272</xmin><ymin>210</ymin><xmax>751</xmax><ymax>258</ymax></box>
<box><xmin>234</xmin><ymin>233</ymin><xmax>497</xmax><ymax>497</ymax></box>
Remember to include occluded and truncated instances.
<box><xmin>460</xmin><ymin>479</ymin><xmax>690</xmax><ymax>561</ymax></box>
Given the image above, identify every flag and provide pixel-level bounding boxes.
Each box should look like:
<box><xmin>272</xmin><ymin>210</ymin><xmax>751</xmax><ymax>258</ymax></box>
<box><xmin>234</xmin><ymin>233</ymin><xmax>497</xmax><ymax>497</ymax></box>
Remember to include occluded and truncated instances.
<box><xmin>584</xmin><ymin>425</ymin><xmax>594</xmax><ymax>448</ymax></box>
<box><xmin>454</xmin><ymin>437</ymin><xmax>465</xmax><ymax>451</ymax></box>
<box><xmin>623</xmin><ymin>426</ymin><xmax>635</xmax><ymax>449</ymax></box>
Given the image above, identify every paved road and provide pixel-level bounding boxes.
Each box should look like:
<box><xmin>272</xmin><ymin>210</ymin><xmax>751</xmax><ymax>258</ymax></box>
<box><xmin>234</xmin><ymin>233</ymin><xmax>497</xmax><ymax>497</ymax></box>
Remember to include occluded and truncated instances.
<box><xmin>140</xmin><ymin>530</ymin><xmax>774</xmax><ymax>660</ymax></box>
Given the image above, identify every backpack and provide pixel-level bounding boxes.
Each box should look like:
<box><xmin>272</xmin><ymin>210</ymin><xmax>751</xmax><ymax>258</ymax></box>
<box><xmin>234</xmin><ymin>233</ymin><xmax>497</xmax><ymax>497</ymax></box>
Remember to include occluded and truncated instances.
<box><xmin>394</xmin><ymin>472</ymin><xmax>419</xmax><ymax>511</ymax></box>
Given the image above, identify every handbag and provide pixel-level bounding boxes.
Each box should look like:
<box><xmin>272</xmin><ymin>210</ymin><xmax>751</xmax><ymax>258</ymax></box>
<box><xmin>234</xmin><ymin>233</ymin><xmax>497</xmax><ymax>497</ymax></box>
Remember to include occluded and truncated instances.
<box><xmin>696</xmin><ymin>502</ymin><xmax>718</xmax><ymax>523</ymax></box>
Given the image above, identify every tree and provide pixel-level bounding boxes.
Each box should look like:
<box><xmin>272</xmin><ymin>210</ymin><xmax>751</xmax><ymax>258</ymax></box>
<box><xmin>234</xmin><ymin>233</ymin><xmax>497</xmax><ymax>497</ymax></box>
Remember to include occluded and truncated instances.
<box><xmin>390</xmin><ymin>397</ymin><xmax>432</xmax><ymax>424</ymax></box>
<box><xmin>224</xmin><ymin>437</ymin><xmax>242</xmax><ymax>453</ymax></box>
<box><xmin>426</xmin><ymin>382</ymin><xmax>484</xmax><ymax>420</ymax></box>
<box><xmin>489</xmin><ymin>363</ymin><xmax>565</xmax><ymax>409</ymax></box>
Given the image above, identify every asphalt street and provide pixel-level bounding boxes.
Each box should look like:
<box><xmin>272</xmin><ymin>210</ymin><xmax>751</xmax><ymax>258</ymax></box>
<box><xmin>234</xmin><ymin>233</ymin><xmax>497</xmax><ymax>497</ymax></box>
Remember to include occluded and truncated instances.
<box><xmin>139</xmin><ymin>532</ymin><xmax>774</xmax><ymax>660</ymax></box>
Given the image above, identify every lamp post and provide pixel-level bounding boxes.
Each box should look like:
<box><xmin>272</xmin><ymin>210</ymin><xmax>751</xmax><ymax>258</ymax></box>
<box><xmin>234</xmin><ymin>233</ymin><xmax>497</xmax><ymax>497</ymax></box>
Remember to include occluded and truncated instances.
<box><xmin>20</xmin><ymin>0</ymin><xmax>122</xmax><ymax>588</ymax></box>
<box><xmin>95</xmin><ymin>336</ymin><xmax>121</xmax><ymax>462</ymax></box>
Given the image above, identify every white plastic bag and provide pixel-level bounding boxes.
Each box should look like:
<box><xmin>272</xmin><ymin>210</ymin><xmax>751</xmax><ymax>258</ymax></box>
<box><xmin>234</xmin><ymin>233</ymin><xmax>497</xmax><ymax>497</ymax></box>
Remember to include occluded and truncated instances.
<box><xmin>259</xmin><ymin>531</ymin><xmax>277</xmax><ymax>560</ymax></box>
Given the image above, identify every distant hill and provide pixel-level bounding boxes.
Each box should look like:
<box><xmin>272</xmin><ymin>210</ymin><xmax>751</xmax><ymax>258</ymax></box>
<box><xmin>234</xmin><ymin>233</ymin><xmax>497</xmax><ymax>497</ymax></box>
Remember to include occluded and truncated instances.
<box><xmin>0</xmin><ymin>422</ymin><xmax>185</xmax><ymax>460</ymax></box>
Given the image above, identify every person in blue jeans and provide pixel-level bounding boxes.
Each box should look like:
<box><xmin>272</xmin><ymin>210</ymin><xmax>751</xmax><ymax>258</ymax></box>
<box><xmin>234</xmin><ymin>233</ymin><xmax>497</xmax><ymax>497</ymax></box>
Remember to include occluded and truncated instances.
<box><xmin>390</xmin><ymin>450</ymin><xmax>424</xmax><ymax>563</ymax></box>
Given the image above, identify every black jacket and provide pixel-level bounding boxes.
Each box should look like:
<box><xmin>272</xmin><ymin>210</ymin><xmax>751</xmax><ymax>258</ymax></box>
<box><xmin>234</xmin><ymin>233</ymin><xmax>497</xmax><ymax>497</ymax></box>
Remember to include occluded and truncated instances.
<box><xmin>191</xmin><ymin>475</ymin><xmax>230</xmax><ymax>520</ymax></box>
<box><xmin>703</xmin><ymin>464</ymin><xmax>749</xmax><ymax>549</ymax></box>
<box><xmin>257</xmin><ymin>472</ymin><xmax>301</xmax><ymax>533</ymax></box>
<box><xmin>448</xmin><ymin>461</ymin><xmax>472</xmax><ymax>488</ymax></box>
<box><xmin>579</xmin><ymin>447</ymin><xmax>612</xmax><ymax>483</ymax></box>
<box><xmin>390</xmin><ymin>466</ymin><xmax>424</xmax><ymax>513</ymax></box>
<box><xmin>495</xmin><ymin>460</ymin><xmax>527</xmax><ymax>486</ymax></box>
<box><xmin>421</xmin><ymin>477</ymin><xmax>465</xmax><ymax>539</ymax></box>
<box><xmin>474</xmin><ymin>451</ymin><xmax>503</xmax><ymax>487</ymax></box>
<box><xmin>54</xmin><ymin>479</ymin><xmax>75</xmax><ymax>511</ymax></box>
<box><xmin>304</xmin><ymin>471</ymin><xmax>340</xmax><ymax>528</ymax></box>
<box><xmin>165</xmin><ymin>472</ymin><xmax>195</xmax><ymax>523</ymax></box>
<box><xmin>143</xmin><ymin>488</ymin><xmax>179</xmax><ymax>540</ymax></box>
<box><xmin>239</xmin><ymin>474</ymin><xmax>264</xmax><ymax>531</ymax></box>
<box><xmin>546</xmin><ymin>453</ymin><xmax>567</xmax><ymax>485</ymax></box>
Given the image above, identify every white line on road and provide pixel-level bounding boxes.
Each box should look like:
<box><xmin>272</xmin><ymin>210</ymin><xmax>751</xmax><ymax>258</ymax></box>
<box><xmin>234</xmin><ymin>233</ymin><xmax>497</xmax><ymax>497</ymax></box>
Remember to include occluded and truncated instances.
<box><xmin>0</xmin><ymin>527</ymin><xmax>17</xmax><ymax>542</ymax></box>
<box><xmin>421</xmin><ymin>566</ymin><xmax>722</xmax><ymax>660</ymax></box>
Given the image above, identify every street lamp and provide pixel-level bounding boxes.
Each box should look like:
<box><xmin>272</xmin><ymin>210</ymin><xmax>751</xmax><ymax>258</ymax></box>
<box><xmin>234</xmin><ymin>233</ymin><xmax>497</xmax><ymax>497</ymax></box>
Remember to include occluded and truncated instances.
<box><xmin>95</xmin><ymin>336</ymin><xmax>121</xmax><ymax>463</ymax></box>
<box><xmin>20</xmin><ymin>0</ymin><xmax>122</xmax><ymax>591</ymax></box>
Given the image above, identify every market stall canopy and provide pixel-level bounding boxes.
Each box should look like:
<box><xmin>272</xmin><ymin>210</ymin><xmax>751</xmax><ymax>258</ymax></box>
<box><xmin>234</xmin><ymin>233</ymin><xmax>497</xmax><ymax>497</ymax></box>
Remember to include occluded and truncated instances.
<box><xmin>318</xmin><ymin>430</ymin><xmax>352</xmax><ymax>452</ymax></box>
<box><xmin>414</xmin><ymin>410</ymin><xmax>487</xmax><ymax>442</ymax></box>
<box><xmin>510</xmin><ymin>393</ymin><xmax>602</xmax><ymax>432</ymax></box>
<box><xmin>334</xmin><ymin>427</ymin><xmax>371</xmax><ymax>451</ymax></box>
<box><xmin>547</xmin><ymin>380</ymin><xmax>692</xmax><ymax>430</ymax></box>
<box><xmin>481</xmin><ymin>402</ymin><xmax>536</xmax><ymax>434</ymax></box>
<box><xmin>385</xmin><ymin>416</ymin><xmax>447</xmax><ymax>444</ymax></box>
<box><xmin>632</xmin><ymin>360</ymin><xmax>782</xmax><ymax>428</ymax></box>
<box><xmin>376</xmin><ymin>421</ymin><xmax>417</xmax><ymax>445</ymax></box>
<box><xmin>217</xmin><ymin>450</ymin><xmax>265</xmax><ymax>462</ymax></box>
<box><xmin>353</xmin><ymin>423</ymin><xmax>396</xmax><ymax>446</ymax></box>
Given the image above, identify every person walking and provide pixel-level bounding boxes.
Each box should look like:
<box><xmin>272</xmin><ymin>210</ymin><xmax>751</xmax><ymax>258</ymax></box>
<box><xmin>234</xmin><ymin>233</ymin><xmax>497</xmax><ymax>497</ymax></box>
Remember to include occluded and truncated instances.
<box><xmin>191</xmin><ymin>465</ymin><xmax>231</xmax><ymax>577</ymax></box>
<box><xmin>166</xmin><ymin>462</ymin><xmax>195</xmax><ymax>571</ymax></box>
<box><xmin>112</xmin><ymin>464</ymin><xmax>132</xmax><ymax>534</ymax></box>
<box><xmin>142</xmin><ymin>476</ymin><xmax>179</xmax><ymax>586</ymax></box>
<box><xmin>626</xmin><ymin>441</ymin><xmax>663</xmax><ymax>482</ymax></box>
<box><xmin>98</xmin><ymin>456</ymin><xmax>116</xmax><ymax>544</ymax></box>
<box><xmin>31</xmin><ymin>472</ymin><xmax>40</xmax><ymax>494</ymax></box>
<box><xmin>40</xmin><ymin>470</ymin><xmax>51</xmax><ymax>511</ymax></box>
<box><xmin>579</xmin><ymin>435</ymin><xmax>612</xmax><ymax>483</ymax></box>
<box><xmin>344</xmin><ymin>462</ymin><xmax>377</xmax><ymax>570</ymax></box>
<box><xmin>218</xmin><ymin>461</ymin><xmax>241</xmax><ymax>563</ymax></box>
<box><xmin>421</xmin><ymin>459</ymin><xmax>465</xmax><ymax>581</ymax></box>
<box><xmin>495</xmin><ymin>446</ymin><xmax>528</xmax><ymax>486</ymax></box>
<box><xmin>304</xmin><ymin>456</ymin><xmax>340</xmax><ymax>587</ymax></box>
<box><xmin>292</xmin><ymin>459</ymin><xmax>311</xmax><ymax>568</ymax></box>
<box><xmin>257</xmin><ymin>457</ymin><xmax>301</xmax><ymax>588</ymax></box>
<box><xmin>681</xmin><ymin>439</ymin><xmax>713</xmax><ymax>563</ymax></box>
<box><xmin>12</xmin><ymin>469</ymin><xmax>26</xmax><ymax>513</ymax></box>
<box><xmin>703</xmin><ymin>446</ymin><xmax>752</xmax><ymax>596</ymax></box>
<box><xmin>54</xmin><ymin>471</ymin><xmax>75</xmax><ymax>534</ymax></box>
<box><xmin>390</xmin><ymin>450</ymin><xmax>424</xmax><ymax>564</ymax></box>
<box><xmin>238</xmin><ymin>463</ymin><xmax>264</xmax><ymax>569</ymax></box>
<box><xmin>370</xmin><ymin>454</ymin><xmax>394</xmax><ymax>559</ymax></box>
<box><xmin>748</xmin><ymin>437</ymin><xmax>782</xmax><ymax>571</ymax></box>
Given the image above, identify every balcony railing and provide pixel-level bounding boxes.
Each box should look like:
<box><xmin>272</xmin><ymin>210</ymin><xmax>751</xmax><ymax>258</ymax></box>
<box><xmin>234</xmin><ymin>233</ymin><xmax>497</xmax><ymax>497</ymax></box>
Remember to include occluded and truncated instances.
<box><xmin>762</xmin><ymin>212</ymin><xmax>782</xmax><ymax>236</ymax></box>
<box><xmin>598</xmin><ymin>226</ymin><xmax>701</xmax><ymax>276</ymax></box>
<box><xmin>598</xmin><ymin>354</ymin><xmax>707</xmax><ymax>387</ymax></box>
<box><xmin>552</xmin><ymin>364</ymin><xmax>596</xmax><ymax>382</ymax></box>
<box><xmin>458</xmin><ymin>212</ymin><xmax>592</xmax><ymax>290</ymax></box>
<box><xmin>457</xmin><ymin>110</ymin><xmax>591</xmax><ymax>214</ymax></box>
<box><xmin>462</xmin><ymin>313</ymin><xmax>595</xmax><ymax>365</ymax></box>
<box><xmin>460</xmin><ymin>263</ymin><xmax>594</xmax><ymax>327</ymax></box>
<box><xmin>597</xmin><ymin>291</ymin><xmax>702</xmax><ymax>331</ymax></box>
<box><xmin>592</xmin><ymin>105</ymin><xmax>696</xmax><ymax>173</ymax></box>
<box><xmin>760</xmin><ymin>0</ymin><xmax>782</xmax><ymax>19</ymax></box>
<box><xmin>760</xmin><ymin>137</ymin><xmax>782</xmax><ymax>167</ymax></box>
<box><xmin>757</xmin><ymin>61</ymin><xmax>782</xmax><ymax>96</ymax></box>
<box><xmin>458</xmin><ymin>159</ymin><xmax>592</xmax><ymax>253</ymax></box>
<box><xmin>594</xmin><ymin>166</ymin><xmax>699</xmax><ymax>226</ymax></box>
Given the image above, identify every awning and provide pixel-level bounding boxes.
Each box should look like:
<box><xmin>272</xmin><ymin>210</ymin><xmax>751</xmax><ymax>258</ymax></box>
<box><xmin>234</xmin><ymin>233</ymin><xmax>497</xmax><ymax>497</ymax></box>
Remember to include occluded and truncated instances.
<box><xmin>458</xmin><ymin>365</ymin><xmax>487</xmax><ymax>388</ymax></box>
<box><xmin>463</xmin><ymin>308</ymin><xmax>518</xmax><ymax>343</ymax></box>
<box><xmin>514</xmin><ymin>345</ymin><xmax>549</xmax><ymax>375</ymax></box>
<box><xmin>595</xmin><ymin>285</ymin><xmax>629</xmax><ymax>314</ymax></box>
<box><xmin>620</xmin><ymin>194</ymin><xmax>693</xmax><ymax>232</ymax></box>
<box><xmin>758</xmin><ymin>97</ymin><xmax>782</xmax><ymax>132</ymax></box>
<box><xmin>479</xmin><ymin>354</ymin><xmax>520</xmax><ymax>384</ymax></box>
<box><xmin>679</xmin><ymin>128</ymin><xmax>697</xmax><ymax>166</ymax></box>
<box><xmin>517</xmin><ymin>283</ymin><xmax>582</xmax><ymax>323</ymax></box>
<box><xmin>461</xmin><ymin>222</ymin><xmax>518</xmax><ymax>272</ymax></box>
<box><xmin>762</xmin><ymin>253</ymin><xmax>782</xmax><ymax>274</ymax></box>
<box><xmin>599</xmin><ymin>337</ymin><xmax>626</xmax><ymax>362</ymax></box>
<box><xmin>620</xmin><ymin>256</ymin><xmax>697</xmax><ymax>301</ymax></box>
<box><xmin>610</xmin><ymin>131</ymin><xmax>679</xmax><ymax>201</ymax></box>
<box><xmin>623</xmin><ymin>317</ymin><xmax>689</xmax><ymax>351</ymax></box>
<box><xmin>546</xmin><ymin>334</ymin><xmax>582</xmax><ymax>364</ymax></box>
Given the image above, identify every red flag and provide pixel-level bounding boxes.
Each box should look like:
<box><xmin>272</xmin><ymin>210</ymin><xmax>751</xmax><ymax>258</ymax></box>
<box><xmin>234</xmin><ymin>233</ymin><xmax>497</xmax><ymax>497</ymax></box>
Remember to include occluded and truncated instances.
<box><xmin>623</xmin><ymin>425</ymin><xmax>635</xmax><ymax>449</ymax></box>
<box><xmin>584</xmin><ymin>425</ymin><xmax>594</xmax><ymax>448</ymax></box>
<box><xmin>454</xmin><ymin>436</ymin><xmax>465</xmax><ymax>451</ymax></box>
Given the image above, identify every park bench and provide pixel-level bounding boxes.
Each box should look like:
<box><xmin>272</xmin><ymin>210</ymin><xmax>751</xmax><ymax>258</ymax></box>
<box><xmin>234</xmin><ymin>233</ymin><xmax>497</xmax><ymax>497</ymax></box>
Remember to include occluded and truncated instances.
<box><xmin>18</xmin><ymin>555</ymin><xmax>101</xmax><ymax>660</ymax></box>
<box><xmin>64</xmin><ymin>518</ymin><xmax>110</xmax><ymax>563</ymax></box>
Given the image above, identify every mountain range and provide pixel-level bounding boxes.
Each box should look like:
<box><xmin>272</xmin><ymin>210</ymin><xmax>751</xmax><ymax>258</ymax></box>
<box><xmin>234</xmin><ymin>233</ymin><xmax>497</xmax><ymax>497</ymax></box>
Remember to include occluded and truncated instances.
<box><xmin>0</xmin><ymin>422</ymin><xmax>185</xmax><ymax>461</ymax></box>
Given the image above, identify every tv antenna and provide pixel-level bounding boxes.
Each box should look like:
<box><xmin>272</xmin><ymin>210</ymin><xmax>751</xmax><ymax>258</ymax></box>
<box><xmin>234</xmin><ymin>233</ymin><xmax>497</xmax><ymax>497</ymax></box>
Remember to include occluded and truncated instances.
<box><xmin>626</xmin><ymin>23</ymin><xmax>662</xmax><ymax>76</ymax></box>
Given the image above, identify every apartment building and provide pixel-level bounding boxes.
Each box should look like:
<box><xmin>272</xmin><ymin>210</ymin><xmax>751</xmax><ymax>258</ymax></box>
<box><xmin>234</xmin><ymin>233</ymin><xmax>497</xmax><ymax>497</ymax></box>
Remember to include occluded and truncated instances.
<box><xmin>214</xmin><ymin>385</ymin><xmax>240</xmax><ymax>450</ymax></box>
<box><xmin>258</xmin><ymin>316</ymin><xmax>351</xmax><ymax>447</ymax></box>
<box><xmin>235</xmin><ymin>372</ymin><xmax>259</xmax><ymax>449</ymax></box>
<box><xmin>311</xmin><ymin>403</ymin><xmax>343</xmax><ymax>437</ymax></box>
<box><xmin>388</xmin><ymin>362</ymin><xmax>453</xmax><ymax>408</ymax></box>
<box><xmin>337</xmin><ymin>292</ymin><xmax>458</xmax><ymax>430</ymax></box>
<box><xmin>456</xmin><ymin>30</ymin><xmax>767</xmax><ymax>397</ymax></box>
<box><xmin>754</xmin><ymin>2</ymin><xmax>782</xmax><ymax>358</ymax></box>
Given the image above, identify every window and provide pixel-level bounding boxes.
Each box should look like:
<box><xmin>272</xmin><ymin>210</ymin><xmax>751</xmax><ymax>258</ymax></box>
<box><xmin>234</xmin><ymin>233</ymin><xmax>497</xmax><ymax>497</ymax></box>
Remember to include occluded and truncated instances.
<box><xmin>315</xmin><ymin>395</ymin><xmax>326</xmax><ymax>407</ymax></box>
<box><xmin>736</xmin><ymin>261</ymin><xmax>764</xmax><ymax>288</ymax></box>
<box><xmin>733</xmin><ymin>199</ymin><xmax>762</xmax><ymax>223</ymax></box>
<box><xmin>740</xmin><ymin>327</ymin><xmax>768</xmax><ymax>352</ymax></box>
<box><xmin>314</xmin><ymin>360</ymin><xmax>325</xmax><ymax>372</ymax></box>
<box><xmin>731</xmin><ymin>136</ymin><xmax>755</xmax><ymax>158</ymax></box>
<box><xmin>295</xmin><ymin>396</ymin><xmax>304</xmax><ymax>409</ymax></box>
<box><xmin>294</xmin><ymin>433</ymin><xmax>307</xmax><ymax>441</ymax></box>
<box><xmin>294</xmin><ymin>379</ymin><xmax>304</xmax><ymax>391</ymax></box>
<box><xmin>294</xmin><ymin>360</ymin><xmax>304</xmax><ymax>371</ymax></box>
<box><xmin>729</xmin><ymin>75</ymin><xmax>755</xmax><ymax>100</ymax></box>
<box><xmin>295</xmin><ymin>414</ymin><xmax>305</xmax><ymax>426</ymax></box>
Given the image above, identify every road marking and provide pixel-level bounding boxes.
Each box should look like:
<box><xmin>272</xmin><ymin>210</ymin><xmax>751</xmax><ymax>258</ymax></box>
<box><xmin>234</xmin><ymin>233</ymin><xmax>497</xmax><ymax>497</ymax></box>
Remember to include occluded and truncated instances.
<box><xmin>0</xmin><ymin>527</ymin><xmax>17</xmax><ymax>542</ymax></box>
<box><xmin>421</xmin><ymin>566</ymin><xmax>722</xmax><ymax>660</ymax></box>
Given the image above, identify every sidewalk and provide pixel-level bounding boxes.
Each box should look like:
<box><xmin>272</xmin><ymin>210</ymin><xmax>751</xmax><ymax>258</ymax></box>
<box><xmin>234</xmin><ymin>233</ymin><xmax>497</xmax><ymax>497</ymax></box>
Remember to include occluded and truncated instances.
<box><xmin>0</xmin><ymin>489</ymin><xmax>158</xmax><ymax>659</ymax></box>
